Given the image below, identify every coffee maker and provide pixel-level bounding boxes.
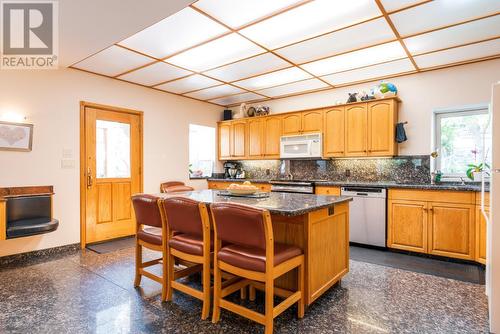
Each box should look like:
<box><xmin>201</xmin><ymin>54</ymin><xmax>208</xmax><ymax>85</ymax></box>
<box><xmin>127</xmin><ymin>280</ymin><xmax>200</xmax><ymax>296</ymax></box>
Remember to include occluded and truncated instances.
<box><xmin>223</xmin><ymin>162</ymin><xmax>238</xmax><ymax>179</ymax></box>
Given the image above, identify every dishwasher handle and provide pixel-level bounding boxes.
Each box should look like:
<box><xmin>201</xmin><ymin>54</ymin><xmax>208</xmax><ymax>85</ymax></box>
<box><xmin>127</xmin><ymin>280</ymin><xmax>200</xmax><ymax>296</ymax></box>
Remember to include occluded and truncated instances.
<box><xmin>341</xmin><ymin>187</ymin><xmax>387</xmax><ymax>198</ymax></box>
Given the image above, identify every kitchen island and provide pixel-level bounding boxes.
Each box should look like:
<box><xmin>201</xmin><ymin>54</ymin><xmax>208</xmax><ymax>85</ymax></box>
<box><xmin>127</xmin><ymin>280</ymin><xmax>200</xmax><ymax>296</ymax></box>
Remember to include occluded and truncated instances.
<box><xmin>157</xmin><ymin>189</ymin><xmax>352</xmax><ymax>306</ymax></box>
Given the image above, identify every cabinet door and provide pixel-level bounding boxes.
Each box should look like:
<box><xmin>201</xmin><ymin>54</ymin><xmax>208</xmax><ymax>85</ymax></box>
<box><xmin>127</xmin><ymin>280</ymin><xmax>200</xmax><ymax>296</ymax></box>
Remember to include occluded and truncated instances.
<box><xmin>388</xmin><ymin>200</ymin><xmax>428</xmax><ymax>253</ymax></box>
<box><xmin>232</xmin><ymin>121</ymin><xmax>247</xmax><ymax>158</ymax></box>
<box><xmin>247</xmin><ymin>118</ymin><xmax>263</xmax><ymax>159</ymax></box>
<box><xmin>475</xmin><ymin>205</ymin><xmax>488</xmax><ymax>264</ymax></box>
<box><xmin>315</xmin><ymin>186</ymin><xmax>341</xmax><ymax>196</ymax></box>
<box><xmin>323</xmin><ymin>107</ymin><xmax>345</xmax><ymax>157</ymax></box>
<box><xmin>344</xmin><ymin>104</ymin><xmax>367</xmax><ymax>157</ymax></box>
<box><xmin>428</xmin><ymin>202</ymin><xmax>475</xmax><ymax>260</ymax></box>
<box><xmin>218</xmin><ymin>123</ymin><xmax>231</xmax><ymax>160</ymax></box>
<box><xmin>302</xmin><ymin>110</ymin><xmax>323</xmax><ymax>133</ymax></box>
<box><xmin>263</xmin><ymin>116</ymin><xmax>282</xmax><ymax>158</ymax></box>
<box><xmin>282</xmin><ymin>113</ymin><xmax>302</xmax><ymax>135</ymax></box>
<box><xmin>367</xmin><ymin>100</ymin><xmax>396</xmax><ymax>156</ymax></box>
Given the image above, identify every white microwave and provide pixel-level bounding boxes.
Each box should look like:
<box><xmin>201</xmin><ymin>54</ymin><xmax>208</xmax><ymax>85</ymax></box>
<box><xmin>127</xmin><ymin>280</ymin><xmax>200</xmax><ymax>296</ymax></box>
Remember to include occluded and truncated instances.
<box><xmin>280</xmin><ymin>133</ymin><xmax>322</xmax><ymax>159</ymax></box>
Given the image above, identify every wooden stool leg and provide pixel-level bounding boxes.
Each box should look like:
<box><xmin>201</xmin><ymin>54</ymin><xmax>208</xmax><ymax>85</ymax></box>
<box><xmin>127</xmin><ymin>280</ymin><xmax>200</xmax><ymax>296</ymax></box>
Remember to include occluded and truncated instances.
<box><xmin>134</xmin><ymin>241</ymin><xmax>142</xmax><ymax>287</ymax></box>
<box><xmin>249</xmin><ymin>285</ymin><xmax>256</xmax><ymax>301</ymax></box>
<box><xmin>201</xmin><ymin>257</ymin><xmax>211</xmax><ymax>320</ymax></box>
<box><xmin>166</xmin><ymin>252</ymin><xmax>175</xmax><ymax>301</ymax></box>
<box><xmin>161</xmin><ymin>247</ymin><xmax>168</xmax><ymax>302</ymax></box>
<box><xmin>298</xmin><ymin>261</ymin><xmax>305</xmax><ymax>318</ymax></box>
<box><xmin>212</xmin><ymin>260</ymin><xmax>222</xmax><ymax>323</ymax></box>
<box><xmin>264</xmin><ymin>278</ymin><xmax>274</xmax><ymax>334</ymax></box>
<box><xmin>240</xmin><ymin>287</ymin><xmax>247</xmax><ymax>300</ymax></box>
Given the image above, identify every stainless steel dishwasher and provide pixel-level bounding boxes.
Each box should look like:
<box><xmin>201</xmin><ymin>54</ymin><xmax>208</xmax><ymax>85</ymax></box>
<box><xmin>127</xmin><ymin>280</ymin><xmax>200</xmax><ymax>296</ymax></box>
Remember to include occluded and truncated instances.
<box><xmin>341</xmin><ymin>187</ymin><xmax>387</xmax><ymax>247</ymax></box>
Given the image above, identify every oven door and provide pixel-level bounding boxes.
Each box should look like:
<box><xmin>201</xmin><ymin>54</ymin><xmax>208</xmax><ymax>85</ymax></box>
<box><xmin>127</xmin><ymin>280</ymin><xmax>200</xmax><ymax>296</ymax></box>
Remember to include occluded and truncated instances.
<box><xmin>280</xmin><ymin>140</ymin><xmax>311</xmax><ymax>158</ymax></box>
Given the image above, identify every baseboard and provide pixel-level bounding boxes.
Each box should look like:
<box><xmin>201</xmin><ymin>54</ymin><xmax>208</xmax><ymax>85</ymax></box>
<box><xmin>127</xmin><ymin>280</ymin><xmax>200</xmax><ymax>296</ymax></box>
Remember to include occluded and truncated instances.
<box><xmin>0</xmin><ymin>243</ymin><xmax>80</xmax><ymax>270</ymax></box>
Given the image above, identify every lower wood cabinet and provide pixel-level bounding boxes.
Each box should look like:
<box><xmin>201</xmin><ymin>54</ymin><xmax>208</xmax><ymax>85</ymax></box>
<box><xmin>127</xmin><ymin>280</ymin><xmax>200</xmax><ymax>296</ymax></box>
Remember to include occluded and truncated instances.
<box><xmin>388</xmin><ymin>189</ymin><xmax>478</xmax><ymax>262</ymax></box>
<box><xmin>315</xmin><ymin>186</ymin><xmax>341</xmax><ymax>196</ymax></box>
<box><xmin>207</xmin><ymin>180</ymin><xmax>271</xmax><ymax>192</ymax></box>
<box><xmin>475</xmin><ymin>205</ymin><xmax>489</xmax><ymax>264</ymax></box>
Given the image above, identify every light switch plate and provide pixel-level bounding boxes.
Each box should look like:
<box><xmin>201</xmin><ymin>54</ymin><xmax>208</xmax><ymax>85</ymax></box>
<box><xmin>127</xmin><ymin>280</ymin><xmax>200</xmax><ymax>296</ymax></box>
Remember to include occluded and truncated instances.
<box><xmin>61</xmin><ymin>159</ymin><xmax>75</xmax><ymax>169</ymax></box>
<box><xmin>62</xmin><ymin>149</ymin><xmax>73</xmax><ymax>158</ymax></box>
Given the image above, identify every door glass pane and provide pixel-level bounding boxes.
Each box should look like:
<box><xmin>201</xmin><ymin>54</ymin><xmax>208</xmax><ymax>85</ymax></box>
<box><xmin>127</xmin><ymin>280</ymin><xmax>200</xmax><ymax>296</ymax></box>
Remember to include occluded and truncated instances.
<box><xmin>96</xmin><ymin>120</ymin><xmax>130</xmax><ymax>178</ymax></box>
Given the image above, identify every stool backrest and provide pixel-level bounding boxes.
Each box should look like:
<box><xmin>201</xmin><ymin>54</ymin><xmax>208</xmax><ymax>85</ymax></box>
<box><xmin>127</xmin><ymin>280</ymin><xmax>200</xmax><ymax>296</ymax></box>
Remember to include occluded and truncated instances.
<box><xmin>163</xmin><ymin>185</ymin><xmax>194</xmax><ymax>193</ymax></box>
<box><xmin>160</xmin><ymin>181</ymin><xmax>185</xmax><ymax>193</ymax></box>
<box><xmin>210</xmin><ymin>202</ymin><xmax>269</xmax><ymax>251</ymax></box>
<box><xmin>160</xmin><ymin>197</ymin><xmax>204</xmax><ymax>236</ymax></box>
<box><xmin>131</xmin><ymin>194</ymin><xmax>162</xmax><ymax>228</ymax></box>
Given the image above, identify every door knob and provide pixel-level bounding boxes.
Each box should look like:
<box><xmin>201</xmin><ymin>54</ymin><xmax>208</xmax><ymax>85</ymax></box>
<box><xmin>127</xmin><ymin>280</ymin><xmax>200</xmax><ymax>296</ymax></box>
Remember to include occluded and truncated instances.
<box><xmin>87</xmin><ymin>167</ymin><xmax>93</xmax><ymax>188</ymax></box>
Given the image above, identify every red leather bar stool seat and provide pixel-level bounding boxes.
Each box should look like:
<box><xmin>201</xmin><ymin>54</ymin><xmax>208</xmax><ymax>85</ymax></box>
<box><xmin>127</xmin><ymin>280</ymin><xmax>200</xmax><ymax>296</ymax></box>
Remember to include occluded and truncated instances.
<box><xmin>168</xmin><ymin>233</ymin><xmax>214</xmax><ymax>256</ymax></box>
<box><xmin>137</xmin><ymin>227</ymin><xmax>162</xmax><ymax>245</ymax></box>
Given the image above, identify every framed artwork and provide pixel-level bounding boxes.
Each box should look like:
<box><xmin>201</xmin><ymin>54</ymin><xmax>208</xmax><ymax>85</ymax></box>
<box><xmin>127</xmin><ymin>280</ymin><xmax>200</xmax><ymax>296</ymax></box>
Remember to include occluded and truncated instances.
<box><xmin>0</xmin><ymin>121</ymin><xmax>34</xmax><ymax>152</ymax></box>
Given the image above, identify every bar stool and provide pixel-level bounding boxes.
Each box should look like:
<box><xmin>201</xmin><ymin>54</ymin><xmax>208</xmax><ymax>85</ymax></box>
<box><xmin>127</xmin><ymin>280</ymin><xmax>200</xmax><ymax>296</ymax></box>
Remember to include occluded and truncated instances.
<box><xmin>210</xmin><ymin>202</ymin><xmax>304</xmax><ymax>334</ymax></box>
<box><xmin>131</xmin><ymin>194</ymin><xmax>168</xmax><ymax>301</ymax></box>
<box><xmin>160</xmin><ymin>181</ymin><xmax>194</xmax><ymax>193</ymax></box>
<box><xmin>159</xmin><ymin>197</ymin><xmax>212</xmax><ymax>320</ymax></box>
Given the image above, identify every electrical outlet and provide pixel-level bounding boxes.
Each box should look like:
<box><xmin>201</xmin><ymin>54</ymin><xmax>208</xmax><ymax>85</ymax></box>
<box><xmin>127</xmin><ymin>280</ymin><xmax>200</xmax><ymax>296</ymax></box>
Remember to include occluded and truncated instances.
<box><xmin>345</xmin><ymin>169</ymin><xmax>351</xmax><ymax>177</ymax></box>
<box><xmin>266</xmin><ymin>169</ymin><xmax>270</xmax><ymax>176</ymax></box>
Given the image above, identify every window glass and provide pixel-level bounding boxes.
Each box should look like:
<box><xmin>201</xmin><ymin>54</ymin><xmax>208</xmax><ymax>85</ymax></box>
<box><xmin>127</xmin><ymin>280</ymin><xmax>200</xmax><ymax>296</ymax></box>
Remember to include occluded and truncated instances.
<box><xmin>189</xmin><ymin>124</ymin><xmax>215</xmax><ymax>178</ymax></box>
<box><xmin>96</xmin><ymin>120</ymin><xmax>131</xmax><ymax>178</ymax></box>
<box><xmin>435</xmin><ymin>109</ymin><xmax>491</xmax><ymax>176</ymax></box>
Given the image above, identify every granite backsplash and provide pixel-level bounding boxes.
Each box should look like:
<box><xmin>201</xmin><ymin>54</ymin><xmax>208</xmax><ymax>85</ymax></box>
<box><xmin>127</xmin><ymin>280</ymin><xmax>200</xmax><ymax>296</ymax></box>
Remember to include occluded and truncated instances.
<box><xmin>232</xmin><ymin>156</ymin><xmax>431</xmax><ymax>184</ymax></box>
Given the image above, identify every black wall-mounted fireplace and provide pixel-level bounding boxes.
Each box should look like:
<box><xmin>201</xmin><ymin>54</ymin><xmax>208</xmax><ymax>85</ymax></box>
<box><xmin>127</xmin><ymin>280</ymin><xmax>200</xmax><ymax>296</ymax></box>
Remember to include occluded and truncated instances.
<box><xmin>0</xmin><ymin>186</ymin><xmax>58</xmax><ymax>240</ymax></box>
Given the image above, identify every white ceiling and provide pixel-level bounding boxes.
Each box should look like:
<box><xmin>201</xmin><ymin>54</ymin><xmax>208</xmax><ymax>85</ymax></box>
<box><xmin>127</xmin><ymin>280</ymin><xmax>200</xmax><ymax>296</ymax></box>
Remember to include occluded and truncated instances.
<box><xmin>71</xmin><ymin>0</ymin><xmax>500</xmax><ymax>106</ymax></box>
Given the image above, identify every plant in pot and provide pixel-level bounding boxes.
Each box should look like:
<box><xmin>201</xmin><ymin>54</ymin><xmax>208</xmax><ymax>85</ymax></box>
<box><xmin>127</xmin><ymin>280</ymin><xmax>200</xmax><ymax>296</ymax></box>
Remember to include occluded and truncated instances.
<box><xmin>466</xmin><ymin>163</ymin><xmax>489</xmax><ymax>182</ymax></box>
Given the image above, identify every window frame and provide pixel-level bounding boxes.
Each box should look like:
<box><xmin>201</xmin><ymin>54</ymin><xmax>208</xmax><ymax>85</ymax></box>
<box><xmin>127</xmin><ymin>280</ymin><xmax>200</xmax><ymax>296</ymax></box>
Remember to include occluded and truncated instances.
<box><xmin>188</xmin><ymin>123</ymin><xmax>216</xmax><ymax>179</ymax></box>
<box><xmin>432</xmin><ymin>103</ymin><xmax>490</xmax><ymax>180</ymax></box>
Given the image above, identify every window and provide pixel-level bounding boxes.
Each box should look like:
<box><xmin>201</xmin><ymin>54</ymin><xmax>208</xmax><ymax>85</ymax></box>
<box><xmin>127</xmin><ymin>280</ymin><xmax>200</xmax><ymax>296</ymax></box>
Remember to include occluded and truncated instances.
<box><xmin>189</xmin><ymin>124</ymin><xmax>215</xmax><ymax>178</ymax></box>
<box><xmin>434</xmin><ymin>105</ymin><xmax>491</xmax><ymax>177</ymax></box>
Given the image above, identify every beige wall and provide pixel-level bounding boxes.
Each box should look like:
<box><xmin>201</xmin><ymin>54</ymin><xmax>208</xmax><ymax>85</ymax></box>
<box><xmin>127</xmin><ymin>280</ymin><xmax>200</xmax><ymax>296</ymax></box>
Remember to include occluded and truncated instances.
<box><xmin>0</xmin><ymin>68</ymin><xmax>221</xmax><ymax>256</ymax></box>
<box><xmin>248</xmin><ymin>58</ymin><xmax>500</xmax><ymax>156</ymax></box>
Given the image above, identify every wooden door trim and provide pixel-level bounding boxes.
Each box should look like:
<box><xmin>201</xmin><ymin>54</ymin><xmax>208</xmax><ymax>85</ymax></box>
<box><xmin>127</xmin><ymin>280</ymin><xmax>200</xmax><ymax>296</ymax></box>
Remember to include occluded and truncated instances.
<box><xmin>79</xmin><ymin>101</ymin><xmax>144</xmax><ymax>249</ymax></box>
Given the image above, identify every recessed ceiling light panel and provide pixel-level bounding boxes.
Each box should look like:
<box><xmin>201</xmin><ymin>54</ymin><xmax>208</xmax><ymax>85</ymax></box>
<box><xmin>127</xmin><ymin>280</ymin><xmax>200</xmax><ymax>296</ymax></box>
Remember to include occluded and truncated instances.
<box><xmin>210</xmin><ymin>92</ymin><xmax>266</xmax><ymax>105</ymax></box>
<box><xmin>256</xmin><ymin>78</ymin><xmax>328</xmax><ymax>97</ymax></box>
<box><xmin>185</xmin><ymin>85</ymin><xmax>245</xmax><ymax>100</ymax></box>
<box><xmin>155</xmin><ymin>74</ymin><xmax>222</xmax><ymax>94</ymax></box>
<box><xmin>233</xmin><ymin>67</ymin><xmax>312</xmax><ymax>90</ymax></box>
<box><xmin>118</xmin><ymin>62</ymin><xmax>192</xmax><ymax>86</ymax></box>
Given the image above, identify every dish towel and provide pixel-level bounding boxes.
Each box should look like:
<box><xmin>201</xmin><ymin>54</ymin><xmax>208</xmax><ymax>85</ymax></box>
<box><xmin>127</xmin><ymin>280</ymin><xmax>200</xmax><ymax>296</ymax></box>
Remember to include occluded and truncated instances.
<box><xmin>396</xmin><ymin>122</ymin><xmax>407</xmax><ymax>143</ymax></box>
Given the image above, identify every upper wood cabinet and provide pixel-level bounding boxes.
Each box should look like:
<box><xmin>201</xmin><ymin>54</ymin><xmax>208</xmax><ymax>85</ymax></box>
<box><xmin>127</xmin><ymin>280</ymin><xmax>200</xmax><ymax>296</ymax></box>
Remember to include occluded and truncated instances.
<box><xmin>263</xmin><ymin>116</ymin><xmax>282</xmax><ymax>158</ymax></box>
<box><xmin>247</xmin><ymin>118</ymin><xmax>264</xmax><ymax>159</ymax></box>
<box><xmin>344</xmin><ymin>104</ymin><xmax>367</xmax><ymax>157</ymax></box>
<box><xmin>367</xmin><ymin>99</ymin><xmax>398</xmax><ymax>156</ymax></box>
<box><xmin>218</xmin><ymin>120</ymin><xmax>247</xmax><ymax>160</ymax></box>
<box><xmin>218</xmin><ymin>123</ymin><xmax>231</xmax><ymax>160</ymax></box>
<box><xmin>282</xmin><ymin>110</ymin><xmax>323</xmax><ymax>135</ymax></box>
<box><xmin>232</xmin><ymin>121</ymin><xmax>247</xmax><ymax>158</ymax></box>
<box><xmin>323</xmin><ymin>107</ymin><xmax>345</xmax><ymax>158</ymax></box>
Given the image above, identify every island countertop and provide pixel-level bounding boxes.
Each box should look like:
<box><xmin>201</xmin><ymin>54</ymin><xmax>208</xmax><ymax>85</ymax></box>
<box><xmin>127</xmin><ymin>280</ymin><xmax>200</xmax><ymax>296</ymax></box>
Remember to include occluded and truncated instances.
<box><xmin>157</xmin><ymin>189</ymin><xmax>352</xmax><ymax>216</ymax></box>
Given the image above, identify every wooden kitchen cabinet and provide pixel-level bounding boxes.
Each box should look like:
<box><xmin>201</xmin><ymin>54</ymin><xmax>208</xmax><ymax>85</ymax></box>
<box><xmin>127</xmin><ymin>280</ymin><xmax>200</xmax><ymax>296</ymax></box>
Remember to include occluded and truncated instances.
<box><xmin>207</xmin><ymin>180</ymin><xmax>271</xmax><ymax>192</ymax></box>
<box><xmin>475</xmin><ymin>205</ymin><xmax>489</xmax><ymax>264</ymax></box>
<box><xmin>315</xmin><ymin>186</ymin><xmax>341</xmax><ymax>196</ymax></box>
<box><xmin>247</xmin><ymin>118</ymin><xmax>264</xmax><ymax>159</ymax></box>
<box><xmin>428</xmin><ymin>202</ymin><xmax>475</xmax><ymax>260</ymax></box>
<box><xmin>388</xmin><ymin>200</ymin><xmax>428</xmax><ymax>253</ymax></box>
<box><xmin>367</xmin><ymin>99</ymin><xmax>398</xmax><ymax>156</ymax></box>
<box><xmin>263</xmin><ymin>116</ymin><xmax>282</xmax><ymax>158</ymax></box>
<box><xmin>218</xmin><ymin>122</ymin><xmax>231</xmax><ymax>160</ymax></box>
<box><xmin>282</xmin><ymin>113</ymin><xmax>302</xmax><ymax>135</ymax></box>
<box><xmin>344</xmin><ymin>104</ymin><xmax>367</xmax><ymax>157</ymax></box>
<box><xmin>323</xmin><ymin>107</ymin><xmax>345</xmax><ymax>158</ymax></box>
<box><xmin>232</xmin><ymin>121</ymin><xmax>247</xmax><ymax>158</ymax></box>
<box><xmin>218</xmin><ymin>120</ymin><xmax>247</xmax><ymax>160</ymax></box>
<box><xmin>301</xmin><ymin>110</ymin><xmax>323</xmax><ymax>133</ymax></box>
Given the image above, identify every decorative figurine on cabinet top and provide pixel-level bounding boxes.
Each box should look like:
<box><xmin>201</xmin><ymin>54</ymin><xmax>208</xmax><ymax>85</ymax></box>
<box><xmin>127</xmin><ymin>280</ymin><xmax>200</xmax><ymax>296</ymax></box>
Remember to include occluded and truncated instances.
<box><xmin>346</xmin><ymin>92</ymin><xmax>358</xmax><ymax>103</ymax></box>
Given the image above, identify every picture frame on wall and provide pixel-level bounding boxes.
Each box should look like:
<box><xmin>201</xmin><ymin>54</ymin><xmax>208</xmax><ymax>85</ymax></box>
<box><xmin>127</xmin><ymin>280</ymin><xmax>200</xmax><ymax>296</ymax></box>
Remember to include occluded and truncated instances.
<box><xmin>0</xmin><ymin>121</ymin><xmax>34</xmax><ymax>152</ymax></box>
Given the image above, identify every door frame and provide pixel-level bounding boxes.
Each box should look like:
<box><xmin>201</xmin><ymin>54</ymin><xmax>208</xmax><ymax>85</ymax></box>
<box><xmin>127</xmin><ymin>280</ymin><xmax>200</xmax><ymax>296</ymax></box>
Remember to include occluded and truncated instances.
<box><xmin>79</xmin><ymin>101</ymin><xmax>144</xmax><ymax>249</ymax></box>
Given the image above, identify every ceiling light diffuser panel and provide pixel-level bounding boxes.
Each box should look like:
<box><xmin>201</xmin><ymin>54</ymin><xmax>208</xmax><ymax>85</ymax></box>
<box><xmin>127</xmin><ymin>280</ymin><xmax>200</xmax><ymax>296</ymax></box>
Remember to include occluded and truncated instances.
<box><xmin>166</xmin><ymin>33</ymin><xmax>265</xmax><ymax>72</ymax></box>
<box><xmin>379</xmin><ymin>0</ymin><xmax>425</xmax><ymax>13</ymax></box>
<box><xmin>404</xmin><ymin>15</ymin><xmax>500</xmax><ymax>55</ymax></box>
<box><xmin>118</xmin><ymin>7</ymin><xmax>228</xmax><ymax>59</ymax></box>
<box><xmin>203</xmin><ymin>53</ymin><xmax>290</xmax><ymax>82</ymax></box>
<box><xmin>233</xmin><ymin>67</ymin><xmax>312</xmax><ymax>90</ymax></box>
<box><xmin>322</xmin><ymin>58</ymin><xmax>415</xmax><ymax>85</ymax></box>
<box><xmin>301</xmin><ymin>41</ymin><xmax>407</xmax><ymax>76</ymax></box>
<box><xmin>275</xmin><ymin>18</ymin><xmax>396</xmax><ymax>64</ymax></box>
<box><xmin>210</xmin><ymin>92</ymin><xmax>266</xmax><ymax>106</ymax></box>
<box><xmin>184</xmin><ymin>85</ymin><xmax>245</xmax><ymax>100</ymax></box>
<box><xmin>118</xmin><ymin>62</ymin><xmax>192</xmax><ymax>86</ymax></box>
<box><xmin>192</xmin><ymin>0</ymin><xmax>303</xmax><ymax>29</ymax></box>
<box><xmin>256</xmin><ymin>78</ymin><xmax>328</xmax><ymax>97</ymax></box>
<box><xmin>390</xmin><ymin>0</ymin><xmax>500</xmax><ymax>37</ymax></box>
<box><xmin>72</xmin><ymin>46</ymin><xmax>154</xmax><ymax>77</ymax></box>
<box><xmin>155</xmin><ymin>74</ymin><xmax>222</xmax><ymax>94</ymax></box>
<box><xmin>239</xmin><ymin>0</ymin><xmax>382</xmax><ymax>49</ymax></box>
<box><xmin>414</xmin><ymin>39</ymin><xmax>500</xmax><ymax>69</ymax></box>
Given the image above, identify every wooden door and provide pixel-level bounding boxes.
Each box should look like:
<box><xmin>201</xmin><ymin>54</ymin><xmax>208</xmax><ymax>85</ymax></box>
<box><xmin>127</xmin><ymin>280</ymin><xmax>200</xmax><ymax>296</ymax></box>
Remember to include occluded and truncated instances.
<box><xmin>263</xmin><ymin>116</ymin><xmax>282</xmax><ymax>158</ymax></box>
<box><xmin>344</xmin><ymin>104</ymin><xmax>367</xmax><ymax>157</ymax></box>
<box><xmin>247</xmin><ymin>118</ymin><xmax>263</xmax><ymax>159</ymax></box>
<box><xmin>81</xmin><ymin>102</ymin><xmax>143</xmax><ymax>246</ymax></box>
<box><xmin>232</xmin><ymin>121</ymin><xmax>247</xmax><ymax>158</ymax></box>
<box><xmin>367</xmin><ymin>100</ymin><xmax>396</xmax><ymax>156</ymax></box>
<box><xmin>218</xmin><ymin>123</ymin><xmax>231</xmax><ymax>160</ymax></box>
<box><xmin>301</xmin><ymin>110</ymin><xmax>323</xmax><ymax>133</ymax></box>
<box><xmin>323</xmin><ymin>107</ymin><xmax>345</xmax><ymax>157</ymax></box>
<box><xmin>282</xmin><ymin>113</ymin><xmax>302</xmax><ymax>135</ymax></box>
<box><xmin>387</xmin><ymin>200</ymin><xmax>428</xmax><ymax>253</ymax></box>
<box><xmin>428</xmin><ymin>202</ymin><xmax>475</xmax><ymax>260</ymax></box>
<box><xmin>476</xmin><ymin>205</ymin><xmax>489</xmax><ymax>264</ymax></box>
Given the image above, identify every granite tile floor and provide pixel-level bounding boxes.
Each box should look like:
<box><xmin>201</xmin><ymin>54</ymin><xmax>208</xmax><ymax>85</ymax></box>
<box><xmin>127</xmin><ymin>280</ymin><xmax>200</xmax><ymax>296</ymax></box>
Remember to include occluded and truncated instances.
<box><xmin>0</xmin><ymin>247</ymin><xmax>489</xmax><ymax>334</ymax></box>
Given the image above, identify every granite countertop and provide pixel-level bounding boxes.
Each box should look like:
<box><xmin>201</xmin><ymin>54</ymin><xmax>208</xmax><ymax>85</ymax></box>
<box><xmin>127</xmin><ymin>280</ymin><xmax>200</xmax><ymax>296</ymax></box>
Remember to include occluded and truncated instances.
<box><xmin>157</xmin><ymin>189</ymin><xmax>352</xmax><ymax>216</ymax></box>
<box><xmin>207</xmin><ymin>178</ymin><xmax>488</xmax><ymax>192</ymax></box>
